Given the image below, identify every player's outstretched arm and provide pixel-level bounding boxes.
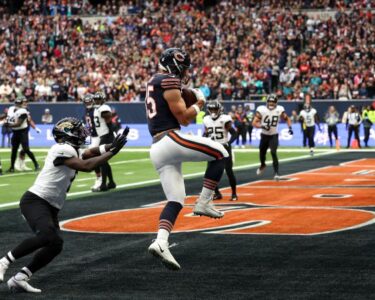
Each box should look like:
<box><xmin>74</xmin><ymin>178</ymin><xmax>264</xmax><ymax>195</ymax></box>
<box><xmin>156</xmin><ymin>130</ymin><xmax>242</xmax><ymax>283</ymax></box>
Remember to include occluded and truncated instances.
<box><xmin>164</xmin><ymin>89</ymin><xmax>205</xmax><ymax>126</ymax></box>
<box><xmin>65</xmin><ymin>127</ymin><xmax>129</xmax><ymax>172</ymax></box>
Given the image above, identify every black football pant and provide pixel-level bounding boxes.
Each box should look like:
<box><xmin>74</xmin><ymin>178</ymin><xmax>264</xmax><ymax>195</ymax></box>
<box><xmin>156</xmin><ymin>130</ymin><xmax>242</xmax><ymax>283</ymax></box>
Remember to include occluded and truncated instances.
<box><xmin>306</xmin><ymin>126</ymin><xmax>315</xmax><ymax>148</ymax></box>
<box><xmin>364</xmin><ymin>127</ymin><xmax>370</xmax><ymax>147</ymax></box>
<box><xmin>99</xmin><ymin>134</ymin><xmax>115</xmax><ymax>186</ymax></box>
<box><xmin>347</xmin><ymin>125</ymin><xmax>361</xmax><ymax>148</ymax></box>
<box><xmin>11</xmin><ymin>192</ymin><xmax>63</xmax><ymax>274</ymax></box>
<box><xmin>328</xmin><ymin>125</ymin><xmax>338</xmax><ymax>147</ymax></box>
<box><xmin>236</xmin><ymin>124</ymin><xmax>247</xmax><ymax>146</ymax></box>
<box><xmin>259</xmin><ymin>133</ymin><xmax>279</xmax><ymax>174</ymax></box>
<box><xmin>10</xmin><ymin>129</ymin><xmax>38</xmax><ymax>169</ymax></box>
<box><xmin>248</xmin><ymin>125</ymin><xmax>253</xmax><ymax>143</ymax></box>
<box><xmin>214</xmin><ymin>144</ymin><xmax>237</xmax><ymax>195</ymax></box>
<box><xmin>301</xmin><ymin>124</ymin><xmax>307</xmax><ymax>147</ymax></box>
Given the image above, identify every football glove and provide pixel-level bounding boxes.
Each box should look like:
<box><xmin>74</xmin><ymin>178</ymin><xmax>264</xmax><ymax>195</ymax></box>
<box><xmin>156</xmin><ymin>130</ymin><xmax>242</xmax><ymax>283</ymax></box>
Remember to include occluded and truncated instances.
<box><xmin>288</xmin><ymin>126</ymin><xmax>293</xmax><ymax>135</ymax></box>
<box><xmin>109</xmin><ymin>126</ymin><xmax>129</xmax><ymax>155</ymax></box>
<box><xmin>191</xmin><ymin>88</ymin><xmax>206</xmax><ymax>104</ymax></box>
<box><xmin>35</xmin><ymin>127</ymin><xmax>41</xmax><ymax>134</ymax></box>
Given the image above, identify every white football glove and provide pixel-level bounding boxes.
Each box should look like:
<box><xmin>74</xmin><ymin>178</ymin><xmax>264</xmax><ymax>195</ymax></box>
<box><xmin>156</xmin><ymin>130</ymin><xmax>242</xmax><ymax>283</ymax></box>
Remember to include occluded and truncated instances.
<box><xmin>35</xmin><ymin>127</ymin><xmax>41</xmax><ymax>134</ymax></box>
<box><xmin>191</xmin><ymin>88</ymin><xmax>206</xmax><ymax>104</ymax></box>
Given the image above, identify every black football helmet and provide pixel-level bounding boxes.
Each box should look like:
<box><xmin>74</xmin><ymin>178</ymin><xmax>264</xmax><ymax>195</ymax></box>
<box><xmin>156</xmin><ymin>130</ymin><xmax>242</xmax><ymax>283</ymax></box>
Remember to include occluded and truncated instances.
<box><xmin>159</xmin><ymin>48</ymin><xmax>191</xmax><ymax>82</ymax></box>
<box><xmin>15</xmin><ymin>96</ymin><xmax>27</xmax><ymax>107</ymax></box>
<box><xmin>83</xmin><ymin>93</ymin><xmax>94</xmax><ymax>109</ymax></box>
<box><xmin>303</xmin><ymin>104</ymin><xmax>311</xmax><ymax>112</ymax></box>
<box><xmin>52</xmin><ymin>117</ymin><xmax>90</xmax><ymax>147</ymax></box>
<box><xmin>93</xmin><ymin>91</ymin><xmax>106</xmax><ymax>106</ymax></box>
<box><xmin>207</xmin><ymin>100</ymin><xmax>223</xmax><ymax>120</ymax></box>
<box><xmin>266</xmin><ymin>94</ymin><xmax>278</xmax><ymax>110</ymax></box>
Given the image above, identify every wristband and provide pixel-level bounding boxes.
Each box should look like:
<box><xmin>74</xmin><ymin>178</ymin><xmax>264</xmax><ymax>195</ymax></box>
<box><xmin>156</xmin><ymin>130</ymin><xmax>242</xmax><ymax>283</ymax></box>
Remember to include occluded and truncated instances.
<box><xmin>192</xmin><ymin>104</ymin><xmax>200</xmax><ymax>114</ymax></box>
<box><xmin>99</xmin><ymin>145</ymin><xmax>107</xmax><ymax>155</ymax></box>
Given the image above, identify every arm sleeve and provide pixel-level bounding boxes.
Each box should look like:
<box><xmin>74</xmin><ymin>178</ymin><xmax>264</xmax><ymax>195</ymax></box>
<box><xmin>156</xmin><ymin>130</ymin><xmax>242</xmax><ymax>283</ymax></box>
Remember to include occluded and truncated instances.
<box><xmin>161</xmin><ymin>77</ymin><xmax>182</xmax><ymax>91</ymax></box>
<box><xmin>228</xmin><ymin>127</ymin><xmax>237</xmax><ymax>144</ymax></box>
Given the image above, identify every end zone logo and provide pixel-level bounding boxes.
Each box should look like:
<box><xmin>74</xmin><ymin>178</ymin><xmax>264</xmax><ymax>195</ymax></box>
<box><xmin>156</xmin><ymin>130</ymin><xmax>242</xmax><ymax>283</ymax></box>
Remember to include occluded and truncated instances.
<box><xmin>61</xmin><ymin>159</ymin><xmax>375</xmax><ymax>236</ymax></box>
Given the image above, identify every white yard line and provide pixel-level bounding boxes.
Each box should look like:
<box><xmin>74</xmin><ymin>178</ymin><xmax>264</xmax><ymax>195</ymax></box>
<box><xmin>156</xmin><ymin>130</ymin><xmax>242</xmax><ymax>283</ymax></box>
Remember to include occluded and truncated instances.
<box><xmin>0</xmin><ymin>184</ymin><xmax>9</xmax><ymax>187</ymax></box>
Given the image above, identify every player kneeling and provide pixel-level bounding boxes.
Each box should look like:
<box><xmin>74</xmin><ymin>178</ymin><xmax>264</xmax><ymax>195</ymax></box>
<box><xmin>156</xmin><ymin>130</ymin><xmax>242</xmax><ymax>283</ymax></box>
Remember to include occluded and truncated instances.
<box><xmin>0</xmin><ymin>117</ymin><xmax>129</xmax><ymax>293</ymax></box>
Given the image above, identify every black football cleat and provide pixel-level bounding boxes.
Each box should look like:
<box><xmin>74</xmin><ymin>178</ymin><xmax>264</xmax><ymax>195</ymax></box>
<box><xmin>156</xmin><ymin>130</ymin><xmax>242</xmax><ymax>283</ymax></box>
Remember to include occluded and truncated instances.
<box><xmin>107</xmin><ymin>182</ymin><xmax>116</xmax><ymax>190</ymax></box>
<box><xmin>7</xmin><ymin>168</ymin><xmax>15</xmax><ymax>173</ymax></box>
<box><xmin>230</xmin><ymin>194</ymin><xmax>238</xmax><ymax>201</ymax></box>
<box><xmin>92</xmin><ymin>185</ymin><xmax>108</xmax><ymax>192</ymax></box>
<box><xmin>213</xmin><ymin>192</ymin><xmax>223</xmax><ymax>200</ymax></box>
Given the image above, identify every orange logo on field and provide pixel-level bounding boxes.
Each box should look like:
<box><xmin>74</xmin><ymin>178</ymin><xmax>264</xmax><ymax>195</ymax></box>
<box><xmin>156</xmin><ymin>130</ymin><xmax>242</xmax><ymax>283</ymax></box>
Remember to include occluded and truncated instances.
<box><xmin>61</xmin><ymin>159</ymin><xmax>375</xmax><ymax>236</ymax></box>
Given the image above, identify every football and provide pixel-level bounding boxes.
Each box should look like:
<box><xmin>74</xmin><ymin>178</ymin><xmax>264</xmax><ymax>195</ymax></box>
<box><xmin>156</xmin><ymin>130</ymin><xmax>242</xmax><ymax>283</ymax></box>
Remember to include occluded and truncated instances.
<box><xmin>181</xmin><ymin>88</ymin><xmax>198</xmax><ymax>108</ymax></box>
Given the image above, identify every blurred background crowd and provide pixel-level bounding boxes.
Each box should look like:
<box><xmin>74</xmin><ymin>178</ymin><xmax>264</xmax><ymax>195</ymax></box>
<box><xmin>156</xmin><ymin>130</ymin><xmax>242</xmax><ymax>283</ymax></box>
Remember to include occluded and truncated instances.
<box><xmin>0</xmin><ymin>0</ymin><xmax>374</xmax><ymax>103</ymax></box>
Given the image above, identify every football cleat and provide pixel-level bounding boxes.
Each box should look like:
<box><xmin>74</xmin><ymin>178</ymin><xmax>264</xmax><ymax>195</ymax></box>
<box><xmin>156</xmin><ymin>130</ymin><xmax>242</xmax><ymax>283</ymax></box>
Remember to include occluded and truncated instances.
<box><xmin>34</xmin><ymin>164</ymin><xmax>40</xmax><ymax>171</ymax></box>
<box><xmin>91</xmin><ymin>185</ymin><xmax>108</xmax><ymax>192</ymax></box>
<box><xmin>6</xmin><ymin>168</ymin><xmax>15</xmax><ymax>173</ymax></box>
<box><xmin>0</xmin><ymin>260</ymin><xmax>8</xmax><ymax>282</ymax></box>
<box><xmin>148</xmin><ymin>239</ymin><xmax>181</xmax><ymax>271</ymax></box>
<box><xmin>230</xmin><ymin>194</ymin><xmax>238</xmax><ymax>201</ymax></box>
<box><xmin>213</xmin><ymin>192</ymin><xmax>223</xmax><ymax>200</ymax></box>
<box><xmin>256</xmin><ymin>164</ymin><xmax>266</xmax><ymax>175</ymax></box>
<box><xmin>310</xmin><ymin>150</ymin><xmax>314</xmax><ymax>157</ymax></box>
<box><xmin>7</xmin><ymin>276</ymin><xmax>41</xmax><ymax>293</ymax></box>
<box><xmin>14</xmin><ymin>159</ymin><xmax>22</xmax><ymax>171</ymax></box>
<box><xmin>107</xmin><ymin>182</ymin><xmax>116</xmax><ymax>190</ymax></box>
<box><xmin>274</xmin><ymin>173</ymin><xmax>280</xmax><ymax>181</ymax></box>
<box><xmin>91</xmin><ymin>177</ymin><xmax>102</xmax><ymax>190</ymax></box>
<box><xmin>193</xmin><ymin>199</ymin><xmax>224</xmax><ymax>218</ymax></box>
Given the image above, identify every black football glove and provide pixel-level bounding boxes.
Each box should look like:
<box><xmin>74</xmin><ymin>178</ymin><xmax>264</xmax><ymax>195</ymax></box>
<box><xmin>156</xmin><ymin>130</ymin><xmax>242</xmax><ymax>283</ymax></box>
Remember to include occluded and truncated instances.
<box><xmin>109</xmin><ymin>126</ymin><xmax>129</xmax><ymax>155</ymax></box>
<box><xmin>288</xmin><ymin>126</ymin><xmax>293</xmax><ymax>135</ymax></box>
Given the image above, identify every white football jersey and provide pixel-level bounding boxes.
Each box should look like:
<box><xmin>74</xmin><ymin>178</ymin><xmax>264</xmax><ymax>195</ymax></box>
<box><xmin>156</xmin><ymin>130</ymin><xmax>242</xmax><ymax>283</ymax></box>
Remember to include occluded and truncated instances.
<box><xmin>347</xmin><ymin>112</ymin><xmax>362</xmax><ymax>125</ymax></box>
<box><xmin>256</xmin><ymin>105</ymin><xmax>285</xmax><ymax>135</ymax></box>
<box><xmin>203</xmin><ymin>114</ymin><xmax>232</xmax><ymax>144</ymax></box>
<box><xmin>8</xmin><ymin>107</ymin><xmax>29</xmax><ymax>130</ymax></box>
<box><xmin>299</xmin><ymin>108</ymin><xmax>317</xmax><ymax>127</ymax></box>
<box><xmin>29</xmin><ymin>143</ymin><xmax>81</xmax><ymax>210</ymax></box>
<box><xmin>94</xmin><ymin>104</ymin><xmax>112</xmax><ymax>137</ymax></box>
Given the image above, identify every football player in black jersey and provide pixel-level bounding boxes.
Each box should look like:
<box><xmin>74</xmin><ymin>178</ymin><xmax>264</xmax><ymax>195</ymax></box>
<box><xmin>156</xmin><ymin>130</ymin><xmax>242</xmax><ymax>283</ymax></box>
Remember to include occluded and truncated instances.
<box><xmin>146</xmin><ymin>48</ymin><xmax>228</xmax><ymax>271</ymax></box>
<box><xmin>83</xmin><ymin>94</ymin><xmax>102</xmax><ymax>190</ymax></box>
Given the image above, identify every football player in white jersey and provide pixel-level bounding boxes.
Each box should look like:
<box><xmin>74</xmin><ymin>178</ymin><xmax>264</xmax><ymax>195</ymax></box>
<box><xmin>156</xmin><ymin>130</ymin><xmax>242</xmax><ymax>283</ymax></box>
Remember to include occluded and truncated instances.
<box><xmin>5</xmin><ymin>97</ymin><xmax>40</xmax><ymax>172</ymax></box>
<box><xmin>204</xmin><ymin>101</ymin><xmax>238</xmax><ymax>201</ymax></box>
<box><xmin>93</xmin><ymin>91</ymin><xmax>116</xmax><ymax>192</ymax></box>
<box><xmin>253</xmin><ymin>94</ymin><xmax>293</xmax><ymax>180</ymax></box>
<box><xmin>299</xmin><ymin>104</ymin><xmax>321</xmax><ymax>156</ymax></box>
<box><xmin>0</xmin><ymin>117</ymin><xmax>129</xmax><ymax>294</ymax></box>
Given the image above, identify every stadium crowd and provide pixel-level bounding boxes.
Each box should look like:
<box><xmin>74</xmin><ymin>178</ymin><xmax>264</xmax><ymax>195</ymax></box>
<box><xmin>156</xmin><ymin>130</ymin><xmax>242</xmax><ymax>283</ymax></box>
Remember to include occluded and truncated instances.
<box><xmin>0</xmin><ymin>0</ymin><xmax>374</xmax><ymax>103</ymax></box>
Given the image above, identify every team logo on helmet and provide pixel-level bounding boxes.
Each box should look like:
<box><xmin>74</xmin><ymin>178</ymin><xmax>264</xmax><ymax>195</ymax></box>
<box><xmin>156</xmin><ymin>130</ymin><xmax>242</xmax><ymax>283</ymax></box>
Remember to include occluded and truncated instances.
<box><xmin>174</xmin><ymin>52</ymin><xmax>185</xmax><ymax>62</ymax></box>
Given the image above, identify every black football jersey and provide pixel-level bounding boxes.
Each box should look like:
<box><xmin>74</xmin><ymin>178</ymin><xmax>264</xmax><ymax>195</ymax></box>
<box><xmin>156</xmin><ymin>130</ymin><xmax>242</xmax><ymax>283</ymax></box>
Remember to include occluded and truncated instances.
<box><xmin>146</xmin><ymin>73</ymin><xmax>182</xmax><ymax>136</ymax></box>
<box><xmin>84</xmin><ymin>108</ymin><xmax>98</xmax><ymax>137</ymax></box>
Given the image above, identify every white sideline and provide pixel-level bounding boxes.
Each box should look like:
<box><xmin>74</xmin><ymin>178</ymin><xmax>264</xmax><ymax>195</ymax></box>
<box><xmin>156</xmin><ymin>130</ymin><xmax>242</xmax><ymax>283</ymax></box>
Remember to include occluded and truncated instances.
<box><xmin>0</xmin><ymin>150</ymin><xmax>336</xmax><ymax>209</ymax></box>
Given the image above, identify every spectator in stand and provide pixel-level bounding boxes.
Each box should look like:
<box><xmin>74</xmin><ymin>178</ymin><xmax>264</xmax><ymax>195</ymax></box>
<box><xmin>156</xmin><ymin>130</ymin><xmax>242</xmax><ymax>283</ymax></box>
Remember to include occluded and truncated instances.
<box><xmin>1</xmin><ymin>108</ymin><xmax>11</xmax><ymax>147</ymax></box>
<box><xmin>290</xmin><ymin>110</ymin><xmax>299</xmax><ymax>124</ymax></box>
<box><xmin>0</xmin><ymin>1</ymin><xmax>374</xmax><ymax>102</ymax></box>
<box><xmin>245</xmin><ymin>105</ymin><xmax>254</xmax><ymax>144</ymax></box>
<box><xmin>41</xmin><ymin>109</ymin><xmax>53</xmax><ymax>124</ymax></box>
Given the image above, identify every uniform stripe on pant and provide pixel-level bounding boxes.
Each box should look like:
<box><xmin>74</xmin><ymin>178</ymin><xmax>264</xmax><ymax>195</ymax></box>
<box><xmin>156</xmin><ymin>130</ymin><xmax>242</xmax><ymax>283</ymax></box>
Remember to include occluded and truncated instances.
<box><xmin>168</xmin><ymin>131</ymin><xmax>224</xmax><ymax>160</ymax></box>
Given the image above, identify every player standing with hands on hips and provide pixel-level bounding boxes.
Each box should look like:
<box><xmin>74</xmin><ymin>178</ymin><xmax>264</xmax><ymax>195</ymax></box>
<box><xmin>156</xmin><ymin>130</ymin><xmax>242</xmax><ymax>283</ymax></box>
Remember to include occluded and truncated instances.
<box><xmin>203</xmin><ymin>100</ymin><xmax>238</xmax><ymax>201</ymax></box>
<box><xmin>0</xmin><ymin>117</ymin><xmax>129</xmax><ymax>294</ymax></box>
<box><xmin>252</xmin><ymin>94</ymin><xmax>293</xmax><ymax>180</ymax></box>
<box><xmin>146</xmin><ymin>48</ymin><xmax>228</xmax><ymax>271</ymax></box>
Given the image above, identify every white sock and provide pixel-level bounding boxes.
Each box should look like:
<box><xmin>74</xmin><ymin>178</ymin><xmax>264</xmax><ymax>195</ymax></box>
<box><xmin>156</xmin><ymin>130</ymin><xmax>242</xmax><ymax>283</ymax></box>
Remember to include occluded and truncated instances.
<box><xmin>156</xmin><ymin>229</ymin><xmax>169</xmax><ymax>242</ymax></box>
<box><xmin>15</xmin><ymin>267</ymin><xmax>32</xmax><ymax>281</ymax></box>
<box><xmin>200</xmin><ymin>187</ymin><xmax>214</xmax><ymax>202</ymax></box>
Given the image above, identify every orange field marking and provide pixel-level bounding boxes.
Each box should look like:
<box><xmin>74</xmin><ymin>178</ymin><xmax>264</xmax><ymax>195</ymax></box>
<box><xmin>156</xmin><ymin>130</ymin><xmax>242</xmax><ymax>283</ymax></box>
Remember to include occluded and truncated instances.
<box><xmin>61</xmin><ymin>206</ymin><xmax>375</xmax><ymax>235</ymax></box>
<box><xmin>61</xmin><ymin>158</ymin><xmax>375</xmax><ymax>236</ymax></box>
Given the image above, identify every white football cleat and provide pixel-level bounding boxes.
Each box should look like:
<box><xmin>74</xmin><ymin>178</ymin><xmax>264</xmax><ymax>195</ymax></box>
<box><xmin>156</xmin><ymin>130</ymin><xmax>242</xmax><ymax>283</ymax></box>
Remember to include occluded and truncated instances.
<box><xmin>256</xmin><ymin>164</ymin><xmax>266</xmax><ymax>175</ymax></box>
<box><xmin>20</xmin><ymin>161</ymin><xmax>32</xmax><ymax>171</ymax></box>
<box><xmin>0</xmin><ymin>260</ymin><xmax>8</xmax><ymax>282</ymax></box>
<box><xmin>7</xmin><ymin>276</ymin><xmax>41</xmax><ymax>293</ymax></box>
<box><xmin>14</xmin><ymin>159</ymin><xmax>22</xmax><ymax>171</ymax></box>
<box><xmin>91</xmin><ymin>177</ymin><xmax>102</xmax><ymax>190</ymax></box>
<box><xmin>274</xmin><ymin>173</ymin><xmax>280</xmax><ymax>181</ymax></box>
<box><xmin>193</xmin><ymin>199</ymin><xmax>224</xmax><ymax>218</ymax></box>
<box><xmin>148</xmin><ymin>239</ymin><xmax>180</xmax><ymax>271</ymax></box>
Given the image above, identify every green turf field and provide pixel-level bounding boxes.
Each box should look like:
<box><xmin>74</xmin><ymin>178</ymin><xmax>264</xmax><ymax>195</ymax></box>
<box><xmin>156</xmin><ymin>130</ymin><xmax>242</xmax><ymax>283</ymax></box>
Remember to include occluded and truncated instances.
<box><xmin>0</xmin><ymin>148</ymin><xmax>332</xmax><ymax>208</ymax></box>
